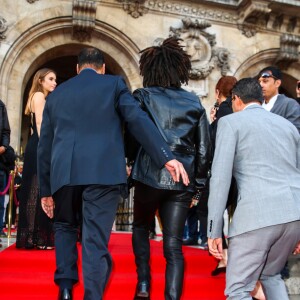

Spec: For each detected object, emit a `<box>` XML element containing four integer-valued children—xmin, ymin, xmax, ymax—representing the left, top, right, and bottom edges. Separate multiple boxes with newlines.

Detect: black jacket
<box><xmin>210</xmin><ymin>97</ymin><xmax>233</xmax><ymax>150</ymax></box>
<box><xmin>129</xmin><ymin>87</ymin><xmax>212</xmax><ymax>193</ymax></box>
<box><xmin>0</xmin><ymin>100</ymin><xmax>10</xmax><ymax>149</ymax></box>
<box><xmin>0</xmin><ymin>99</ymin><xmax>11</xmax><ymax>173</ymax></box>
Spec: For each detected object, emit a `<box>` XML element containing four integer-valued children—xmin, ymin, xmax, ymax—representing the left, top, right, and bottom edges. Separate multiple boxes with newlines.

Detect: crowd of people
<box><xmin>0</xmin><ymin>37</ymin><xmax>299</xmax><ymax>300</ymax></box>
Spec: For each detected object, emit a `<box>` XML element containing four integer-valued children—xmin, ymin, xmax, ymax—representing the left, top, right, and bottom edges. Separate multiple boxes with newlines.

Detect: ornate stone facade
<box><xmin>0</xmin><ymin>0</ymin><xmax>299</xmax><ymax>156</ymax></box>
<box><xmin>0</xmin><ymin>0</ymin><xmax>299</xmax><ymax>289</ymax></box>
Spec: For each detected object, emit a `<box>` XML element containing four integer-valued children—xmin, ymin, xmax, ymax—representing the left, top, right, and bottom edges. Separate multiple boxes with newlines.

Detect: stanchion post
<box><xmin>7</xmin><ymin>170</ymin><xmax>15</xmax><ymax>238</ymax></box>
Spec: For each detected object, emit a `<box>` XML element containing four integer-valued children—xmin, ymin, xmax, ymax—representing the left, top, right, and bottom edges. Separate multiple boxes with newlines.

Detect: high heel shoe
<box><xmin>134</xmin><ymin>281</ymin><xmax>150</xmax><ymax>299</ymax></box>
<box><xmin>211</xmin><ymin>265</ymin><xmax>226</xmax><ymax>276</ymax></box>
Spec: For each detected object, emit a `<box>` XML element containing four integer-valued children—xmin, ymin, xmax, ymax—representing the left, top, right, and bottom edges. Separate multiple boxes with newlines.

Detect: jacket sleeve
<box><xmin>115</xmin><ymin>78</ymin><xmax>174</xmax><ymax>168</ymax></box>
<box><xmin>0</xmin><ymin>101</ymin><xmax>11</xmax><ymax>148</ymax></box>
<box><xmin>284</xmin><ymin>99</ymin><xmax>300</xmax><ymax>133</ymax></box>
<box><xmin>37</xmin><ymin>102</ymin><xmax>53</xmax><ymax>197</ymax></box>
<box><xmin>194</xmin><ymin>108</ymin><xmax>212</xmax><ymax>193</ymax></box>
<box><xmin>207</xmin><ymin>117</ymin><xmax>235</xmax><ymax>238</ymax></box>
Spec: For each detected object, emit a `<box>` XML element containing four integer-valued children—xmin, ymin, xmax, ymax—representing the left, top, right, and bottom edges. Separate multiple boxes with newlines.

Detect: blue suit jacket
<box><xmin>38</xmin><ymin>69</ymin><xmax>173</xmax><ymax>196</ymax></box>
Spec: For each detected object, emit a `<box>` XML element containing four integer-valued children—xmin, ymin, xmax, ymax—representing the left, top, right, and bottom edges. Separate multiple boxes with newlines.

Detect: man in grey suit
<box><xmin>258</xmin><ymin>65</ymin><xmax>300</xmax><ymax>132</ymax></box>
<box><xmin>207</xmin><ymin>78</ymin><xmax>300</xmax><ymax>299</ymax></box>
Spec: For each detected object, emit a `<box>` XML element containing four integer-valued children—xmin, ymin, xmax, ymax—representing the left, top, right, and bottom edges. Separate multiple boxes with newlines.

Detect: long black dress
<box><xmin>16</xmin><ymin>113</ymin><xmax>54</xmax><ymax>249</ymax></box>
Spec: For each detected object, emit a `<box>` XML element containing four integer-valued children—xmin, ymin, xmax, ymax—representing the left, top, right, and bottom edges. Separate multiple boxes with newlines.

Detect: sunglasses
<box><xmin>259</xmin><ymin>72</ymin><xmax>278</xmax><ymax>80</ymax></box>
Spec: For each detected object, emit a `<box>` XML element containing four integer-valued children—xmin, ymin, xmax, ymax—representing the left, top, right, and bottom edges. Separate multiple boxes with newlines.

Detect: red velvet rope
<box><xmin>13</xmin><ymin>185</ymin><xmax>19</xmax><ymax>206</ymax></box>
<box><xmin>0</xmin><ymin>174</ymin><xmax>20</xmax><ymax>206</ymax></box>
<box><xmin>0</xmin><ymin>174</ymin><xmax>12</xmax><ymax>195</ymax></box>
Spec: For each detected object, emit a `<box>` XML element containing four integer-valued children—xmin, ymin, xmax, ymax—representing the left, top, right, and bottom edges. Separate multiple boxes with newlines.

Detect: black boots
<box><xmin>134</xmin><ymin>281</ymin><xmax>150</xmax><ymax>300</ymax></box>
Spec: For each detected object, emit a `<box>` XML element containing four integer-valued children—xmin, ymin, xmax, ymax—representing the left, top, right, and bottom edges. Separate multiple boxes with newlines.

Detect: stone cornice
<box><xmin>72</xmin><ymin>0</ymin><xmax>97</xmax><ymax>42</ymax></box>
<box><xmin>110</xmin><ymin>0</ymin><xmax>300</xmax><ymax>38</ymax></box>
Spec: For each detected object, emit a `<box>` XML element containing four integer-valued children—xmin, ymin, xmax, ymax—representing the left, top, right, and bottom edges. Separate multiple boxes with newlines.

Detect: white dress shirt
<box><xmin>262</xmin><ymin>94</ymin><xmax>278</xmax><ymax>111</ymax></box>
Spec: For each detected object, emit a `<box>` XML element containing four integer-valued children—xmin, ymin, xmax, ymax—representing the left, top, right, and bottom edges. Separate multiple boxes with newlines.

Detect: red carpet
<box><xmin>0</xmin><ymin>232</ymin><xmax>225</xmax><ymax>299</ymax></box>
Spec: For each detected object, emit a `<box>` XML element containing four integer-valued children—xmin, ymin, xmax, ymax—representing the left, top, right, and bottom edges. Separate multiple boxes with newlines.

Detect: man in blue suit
<box><xmin>37</xmin><ymin>47</ymin><xmax>189</xmax><ymax>300</ymax></box>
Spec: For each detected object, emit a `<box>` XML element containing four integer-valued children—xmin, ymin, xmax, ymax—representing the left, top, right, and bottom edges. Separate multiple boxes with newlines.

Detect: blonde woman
<box><xmin>16</xmin><ymin>68</ymin><xmax>57</xmax><ymax>249</ymax></box>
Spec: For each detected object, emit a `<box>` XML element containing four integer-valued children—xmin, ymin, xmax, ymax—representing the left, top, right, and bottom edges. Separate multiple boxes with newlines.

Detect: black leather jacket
<box><xmin>129</xmin><ymin>87</ymin><xmax>212</xmax><ymax>193</ymax></box>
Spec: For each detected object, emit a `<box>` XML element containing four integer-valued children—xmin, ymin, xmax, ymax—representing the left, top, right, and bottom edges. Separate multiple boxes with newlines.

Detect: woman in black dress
<box><xmin>209</xmin><ymin>76</ymin><xmax>237</xmax><ymax>275</ymax></box>
<box><xmin>16</xmin><ymin>68</ymin><xmax>57</xmax><ymax>249</ymax></box>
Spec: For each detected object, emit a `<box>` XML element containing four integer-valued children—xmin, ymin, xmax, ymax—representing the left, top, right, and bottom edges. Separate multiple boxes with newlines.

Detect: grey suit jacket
<box><xmin>271</xmin><ymin>94</ymin><xmax>300</xmax><ymax>133</ymax></box>
<box><xmin>207</xmin><ymin>104</ymin><xmax>300</xmax><ymax>238</ymax></box>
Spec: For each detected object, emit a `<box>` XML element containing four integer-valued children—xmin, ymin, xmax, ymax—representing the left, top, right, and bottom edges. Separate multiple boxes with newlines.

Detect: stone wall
<box><xmin>0</xmin><ymin>0</ymin><xmax>299</xmax><ymax>152</ymax></box>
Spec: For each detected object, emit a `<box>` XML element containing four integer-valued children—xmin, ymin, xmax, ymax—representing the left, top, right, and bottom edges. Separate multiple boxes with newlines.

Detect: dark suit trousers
<box><xmin>52</xmin><ymin>184</ymin><xmax>122</xmax><ymax>300</ymax></box>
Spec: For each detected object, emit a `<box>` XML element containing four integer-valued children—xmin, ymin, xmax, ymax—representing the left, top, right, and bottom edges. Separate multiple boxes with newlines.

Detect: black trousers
<box><xmin>132</xmin><ymin>182</ymin><xmax>192</xmax><ymax>300</ymax></box>
<box><xmin>52</xmin><ymin>184</ymin><xmax>123</xmax><ymax>300</ymax></box>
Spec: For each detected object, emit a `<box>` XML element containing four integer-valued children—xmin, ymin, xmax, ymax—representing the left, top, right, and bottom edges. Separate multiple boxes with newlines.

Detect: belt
<box><xmin>168</xmin><ymin>143</ymin><xmax>195</xmax><ymax>154</ymax></box>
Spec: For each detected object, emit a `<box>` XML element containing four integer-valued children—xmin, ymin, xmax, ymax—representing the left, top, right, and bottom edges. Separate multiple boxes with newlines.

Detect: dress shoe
<box><xmin>211</xmin><ymin>266</ymin><xmax>226</xmax><ymax>276</ymax></box>
<box><xmin>58</xmin><ymin>288</ymin><xmax>73</xmax><ymax>300</ymax></box>
<box><xmin>134</xmin><ymin>281</ymin><xmax>150</xmax><ymax>299</ymax></box>
<box><xmin>182</xmin><ymin>237</ymin><xmax>198</xmax><ymax>246</ymax></box>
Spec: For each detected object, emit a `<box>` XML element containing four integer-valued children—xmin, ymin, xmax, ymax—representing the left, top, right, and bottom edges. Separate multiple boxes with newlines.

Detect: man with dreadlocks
<box><xmin>128</xmin><ymin>37</ymin><xmax>212</xmax><ymax>300</ymax></box>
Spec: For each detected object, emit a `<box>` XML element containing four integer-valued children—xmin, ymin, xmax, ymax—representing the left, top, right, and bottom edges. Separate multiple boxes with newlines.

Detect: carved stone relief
<box><xmin>117</xmin><ymin>0</ymin><xmax>148</xmax><ymax>18</ymax></box>
<box><xmin>72</xmin><ymin>0</ymin><xmax>97</xmax><ymax>42</ymax></box>
<box><xmin>0</xmin><ymin>17</ymin><xmax>8</xmax><ymax>40</ymax></box>
<box><xmin>147</xmin><ymin>1</ymin><xmax>238</xmax><ymax>23</ymax></box>
<box><xmin>237</xmin><ymin>1</ymin><xmax>300</xmax><ymax>38</ymax></box>
<box><xmin>169</xmin><ymin>17</ymin><xmax>229</xmax><ymax>80</ymax></box>
<box><xmin>275</xmin><ymin>34</ymin><xmax>300</xmax><ymax>69</ymax></box>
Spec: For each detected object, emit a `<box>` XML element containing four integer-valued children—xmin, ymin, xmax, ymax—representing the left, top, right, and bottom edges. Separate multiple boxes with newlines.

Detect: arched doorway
<box><xmin>20</xmin><ymin>46</ymin><xmax>121</xmax><ymax>152</ymax></box>
<box><xmin>234</xmin><ymin>49</ymin><xmax>300</xmax><ymax>99</ymax></box>
<box><xmin>0</xmin><ymin>18</ymin><xmax>142</xmax><ymax>232</ymax></box>
<box><xmin>0</xmin><ymin>18</ymin><xmax>142</xmax><ymax>154</ymax></box>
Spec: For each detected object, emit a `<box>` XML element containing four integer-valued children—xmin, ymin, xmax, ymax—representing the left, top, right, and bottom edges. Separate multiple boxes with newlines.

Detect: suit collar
<box><xmin>243</xmin><ymin>103</ymin><xmax>263</xmax><ymax>110</ymax></box>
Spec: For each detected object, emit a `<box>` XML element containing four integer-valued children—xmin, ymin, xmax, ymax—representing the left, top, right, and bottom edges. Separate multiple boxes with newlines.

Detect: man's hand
<box><xmin>165</xmin><ymin>159</ymin><xmax>190</xmax><ymax>186</ymax></box>
<box><xmin>41</xmin><ymin>197</ymin><xmax>55</xmax><ymax>219</ymax></box>
<box><xmin>293</xmin><ymin>241</ymin><xmax>300</xmax><ymax>255</ymax></box>
<box><xmin>296</xmin><ymin>81</ymin><xmax>300</xmax><ymax>98</ymax></box>
<box><xmin>208</xmin><ymin>237</ymin><xmax>223</xmax><ymax>260</ymax></box>
<box><xmin>0</xmin><ymin>146</ymin><xmax>6</xmax><ymax>155</ymax></box>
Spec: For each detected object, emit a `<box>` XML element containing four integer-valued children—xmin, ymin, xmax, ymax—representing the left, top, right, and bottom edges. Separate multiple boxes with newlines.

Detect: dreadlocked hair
<box><xmin>139</xmin><ymin>37</ymin><xmax>191</xmax><ymax>88</ymax></box>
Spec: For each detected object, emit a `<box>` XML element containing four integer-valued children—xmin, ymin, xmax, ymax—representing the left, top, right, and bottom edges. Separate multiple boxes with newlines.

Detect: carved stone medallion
<box><xmin>169</xmin><ymin>17</ymin><xmax>229</xmax><ymax>80</ymax></box>
<box><xmin>0</xmin><ymin>17</ymin><xmax>8</xmax><ymax>40</ymax></box>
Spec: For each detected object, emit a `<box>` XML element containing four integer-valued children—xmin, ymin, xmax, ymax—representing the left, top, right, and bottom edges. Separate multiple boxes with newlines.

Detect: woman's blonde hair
<box><xmin>24</xmin><ymin>68</ymin><xmax>56</xmax><ymax>115</ymax></box>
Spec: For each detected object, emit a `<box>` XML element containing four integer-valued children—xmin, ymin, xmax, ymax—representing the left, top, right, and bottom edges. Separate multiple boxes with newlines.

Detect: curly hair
<box><xmin>139</xmin><ymin>37</ymin><xmax>191</xmax><ymax>88</ymax></box>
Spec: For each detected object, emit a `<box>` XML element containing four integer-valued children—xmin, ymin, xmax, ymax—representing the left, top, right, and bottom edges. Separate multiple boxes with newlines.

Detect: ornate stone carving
<box><xmin>169</xmin><ymin>17</ymin><xmax>229</xmax><ymax>80</ymax></box>
<box><xmin>117</xmin><ymin>0</ymin><xmax>148</xmax><ymax>18</ymax></box>
<box><xmin>0</xmin><ymin>17</ymin><xmax>8</xmax><ymax>40</ymax></box>
<box><xmin>275</xmin><ymin>34</ymin><xmax>300</xmax><ymax>69</ymax></box>
<box><xmin>72</xmin><ymin>0</ymin><xmax>97</xmax><ymax>42</ymax></box>
<box><xmin>237</xmin><ymin>23</ymin><xmax>257</xmax><ymax>38</ymax></box>
<box><xmin>236</xmin><ymin>0</ymin><xmax>300</xmax><ymax>38</ymax></box>
<box><xmin>147</xmin><ymin>1</ymin><xmax>238</xmax><ymax>23</ymax></box>
<box><xmin>215</xmin><ymin>48</ymin><xmax>230</xmax><ymax>76</ymax></box>
<box><xmin>237</xmin><ymin>0</ymin><xmax>271</xmax><ymax>37</ymax></box>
